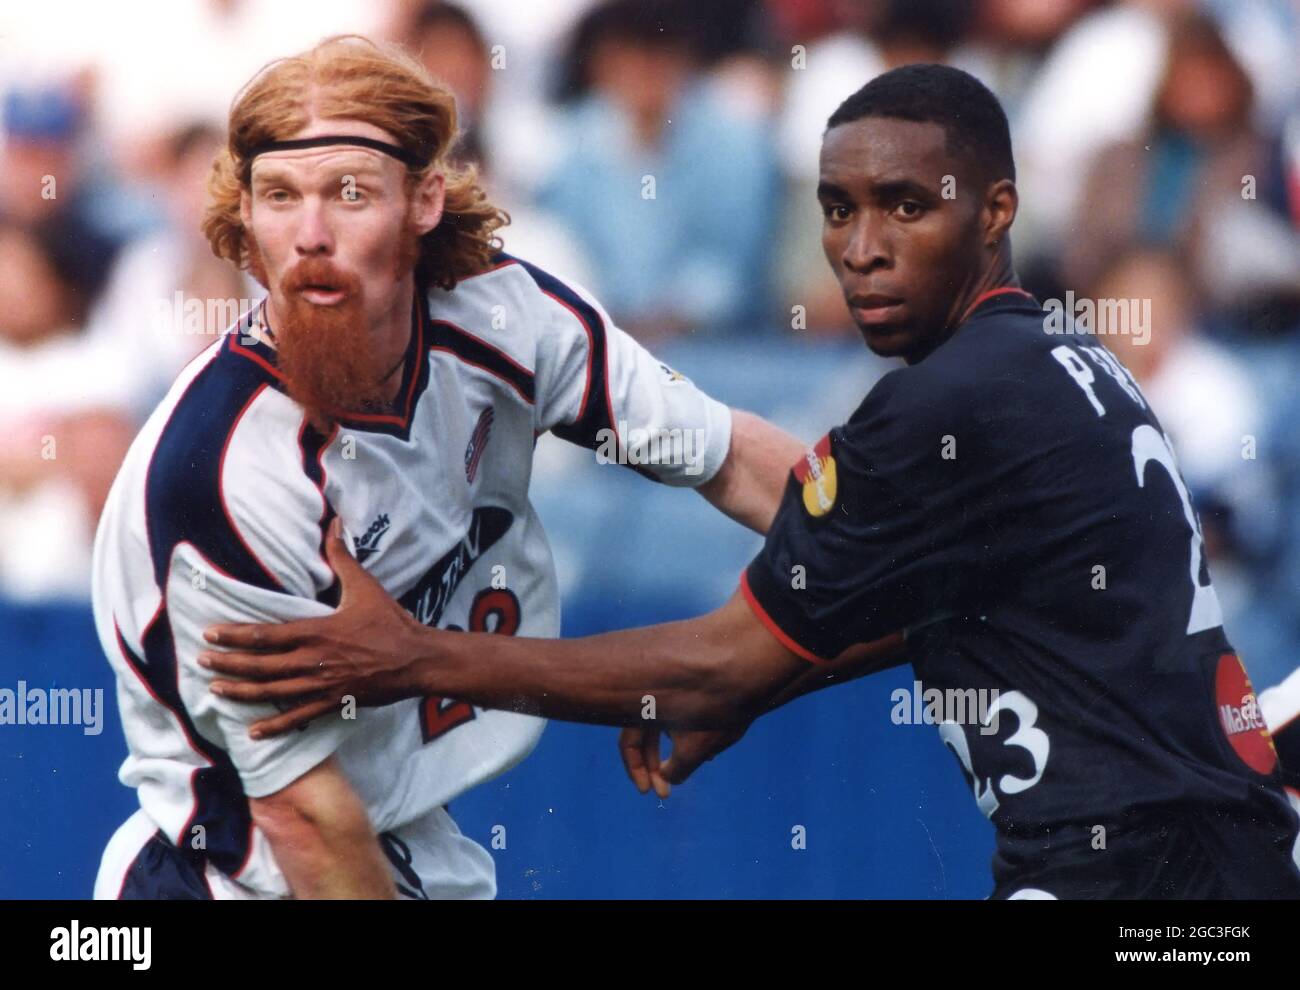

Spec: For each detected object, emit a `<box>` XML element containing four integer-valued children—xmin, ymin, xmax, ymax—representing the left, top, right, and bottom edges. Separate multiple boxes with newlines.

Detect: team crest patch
<box><xmin>794</xmin><ymin>434</ymin><xmax>837</xmax><ymax>518</ymax></box>
<box><xmin>465</xmin><ymin>406</ymin><xmax>494</xmax><ymax>483</ymax></box>
<box><xmin>1215</xmin><ymin>653</ymin><xmax>1276</xmax><ymax>774</ymax></box>
<box><xmin>658</xmin><ymin>362</ymin><xmax>689</xmax><ymax>385</ymax></box>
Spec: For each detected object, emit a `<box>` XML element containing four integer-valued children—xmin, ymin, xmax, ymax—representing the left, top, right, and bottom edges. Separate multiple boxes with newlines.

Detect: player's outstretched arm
<box><xmin>201</xmin><ymin>519</ymin><xmax>906</xmax><ymax>738</ymax></box>
<box><xmin>697</xmin><ymin>409</ymin><xmax>805</xmax><ymax>534</ymax></box>
<box><xmin>618</xmin><ymin>632</ymin><xmax>908</xmax><ymax>795</ymax></box>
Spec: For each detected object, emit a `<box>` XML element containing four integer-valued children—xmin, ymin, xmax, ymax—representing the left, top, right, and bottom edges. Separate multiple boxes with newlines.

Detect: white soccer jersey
<box><xmin>91</xmin><ymin>254</ymin><xmax>732</xmax><ymax>899</ymax></box>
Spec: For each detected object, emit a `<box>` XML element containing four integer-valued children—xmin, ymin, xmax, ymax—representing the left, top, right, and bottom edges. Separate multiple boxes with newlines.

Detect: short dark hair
<box><xmin>554</xmin><ymin>0</ymin><xmax>698</xmax><ymax>102</ymax></box>
<box><xmin>410</xmin><ymin>1</ymin><xmax>487</xmax><ymax>55</ymax></box>
<box><xmin>826</xmin><ymin>64</ymin><xmax>1015</xmax><ymax>182</ymax></box>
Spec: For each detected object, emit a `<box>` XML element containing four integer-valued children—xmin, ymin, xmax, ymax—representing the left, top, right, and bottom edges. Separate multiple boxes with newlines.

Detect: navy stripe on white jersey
<box><xmin>93</xmin><ymin>255</ymin><xmax>732</xmax><ymax>898</ymax></box>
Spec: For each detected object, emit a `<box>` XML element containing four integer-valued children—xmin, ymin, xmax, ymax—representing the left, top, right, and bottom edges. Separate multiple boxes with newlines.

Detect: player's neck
<box><xmin>903</xmin><ymin>257</ymin><xmax>1020</xmax><ymax>366</ymax></box>
<box><xmin>949</xmin><ymin>256</ymin><xmax>1020</xmax><ymax>331</ymax></box>
<box><xmin>373</xmin><ymin>272</ymin><xmax>417</xmax><ymax>404</ymax></box>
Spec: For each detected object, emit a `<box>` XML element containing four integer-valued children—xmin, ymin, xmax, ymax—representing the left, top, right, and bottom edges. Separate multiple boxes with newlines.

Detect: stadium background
<box><xmin>1</xmin><ymin>0</ymin><xmax>1297</xmax><ymax>898</ymax></box>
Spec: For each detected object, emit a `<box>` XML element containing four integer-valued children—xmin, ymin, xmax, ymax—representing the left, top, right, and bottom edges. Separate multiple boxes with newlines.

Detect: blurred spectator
<box><xmin>87</xmin><ymin>122</ymin><xmax>256</xmax><ymax>416</ymax></box>
<box><xmin>1095</xmin><ymin>245</ymin><xmax>1271</xmax><ymax>631</ymax></box>
<box><xmin>964</xmin><ymin>0</ymin><xmax>1100</xmax><ymax>119</ymax></box>
<box><xmin>403</xmin><ymin>1</ymin><xmax>494</xmax><ymax>166</ymax></box>
<box><xmin>0</xmin><ymin>220</ymin><xmax>134</xmax><ymax>602</ymax></box>
<box><xmin>0</xmin><ymin>0</ymin><xmax>386</xmax><ymax>171</ymax></box>
<box><xmin>776</xmin><ymin>0</ymin><xmax>979</xmax><ymax>185</ymax></box>
<box><xmin>0</xmin><ymin>84</ymin><xmax>142</xmax><ymax>306</ymax></box>
<box><xmin>1066</xmin><ymin>10</ymin><xmax>1300</xmax><ymax>317</ymax></box>
<box><xmin>1014</xmin><ymin>0</ymin><xmax>1298</xmax><ymax>274</ymax></box>
<box><xmin>1201</xmin><ymin>0</ymin><xmax>1299</xmax><ymax>131</ymax></box>
<box><xmin>537</xmin><ymin>0</ymin><xmax>781</xmax><ymax>339</ymax></box>
<box><xmin>393</xmin><ymin>0</ymin><xmax>603</xmax><ymax>198</ymax></box>
<box><xmin>398</xmin><ymin>1</ymin><xmax>597</xmax><ymax>288</ymax></box>
<box><xmin>1011</xmin><ymin>0</ymin><xmax>1175</xmax><ymax>267</ymax></box>
<box><xmin>1099</xmin><ymin>246</ymin><xmax>1260</xmax><ymax>510</ymax></box>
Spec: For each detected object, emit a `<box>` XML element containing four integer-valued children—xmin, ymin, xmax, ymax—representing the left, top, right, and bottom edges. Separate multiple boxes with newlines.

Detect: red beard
<box><xmin>244</xmin><ymin>223</ymin><xmax>423</xmax><ymax>431</ymax></box>
<box><xmin>277</xmin><ymin>259</ymin><xmax>387</xmax><ymax>430</ymax></box>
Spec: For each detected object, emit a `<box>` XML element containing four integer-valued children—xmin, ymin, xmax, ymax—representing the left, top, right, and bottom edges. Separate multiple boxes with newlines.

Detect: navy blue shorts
<box><xmin>991</xmin><ymin>810</ymin><xmax>1300</xmax><ymax>899</ymax></box>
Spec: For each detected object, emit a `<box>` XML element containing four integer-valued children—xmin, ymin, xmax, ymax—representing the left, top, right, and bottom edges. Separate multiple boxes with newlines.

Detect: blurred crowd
<box><xmin>1</xmin><ymin>0</ymin><xmax>1298</xmax><ymax>682</ymax></box>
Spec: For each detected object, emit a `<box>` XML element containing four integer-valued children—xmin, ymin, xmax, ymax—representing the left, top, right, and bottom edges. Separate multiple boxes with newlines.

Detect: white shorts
<box><xmin>95</xmin><ymin>805</ymin><xmax>496</xmax><ymax>900</ymax></box>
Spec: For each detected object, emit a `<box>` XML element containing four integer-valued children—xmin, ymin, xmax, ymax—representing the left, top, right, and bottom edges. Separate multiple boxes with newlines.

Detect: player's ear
<box><xmin>409</xmin><ymin>170</ymin><xmax>446</xmax><ymax>237</ymax></box>
<box><xmin>983</xmin><ymin>179</ymin><xmax>1017</xmax><ymax>248</ymax></box>
<box><xmin>239</xmin><ymin>189</ymin><xmax>253</xmax><ymax>230</ymax></box>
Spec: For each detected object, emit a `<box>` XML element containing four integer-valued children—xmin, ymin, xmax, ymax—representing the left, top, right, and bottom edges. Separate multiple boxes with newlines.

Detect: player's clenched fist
<box><xmin>618</xmin><ymin>724</ymin><xmax>749</xmax><ymax>798</ymax></box>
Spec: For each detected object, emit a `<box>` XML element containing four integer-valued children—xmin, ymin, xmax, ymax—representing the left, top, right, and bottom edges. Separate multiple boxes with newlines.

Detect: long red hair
<box><xmin>203</xmin><ymin>34</ymin><xmax>508</xmax><ymax>290</ymax></box>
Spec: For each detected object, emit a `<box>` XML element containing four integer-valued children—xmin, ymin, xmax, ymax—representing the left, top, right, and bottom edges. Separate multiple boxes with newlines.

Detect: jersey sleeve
<box><xmin>150</xmin><ymin>413</ymin><xmax>360</xmax><ymax>801</ymax></box>
<box><xmin>532</xmin><ymin>277</ymin><xmax>732</xmax><ymax>487</ymax></box>
<box><xmin>742</xmin><ymin>368</ymin><xmax>1001</xmax><ymax>662</ymax></box>
<box><xmin>167</xmin><ymin>545</ymin><xmax>355</xmax><ymax>799</ymax></box>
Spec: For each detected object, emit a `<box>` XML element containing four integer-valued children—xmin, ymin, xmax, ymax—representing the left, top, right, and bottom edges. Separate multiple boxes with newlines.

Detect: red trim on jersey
<box><xmin>440</xmin><ymin>321</ymin><xmax>534</xmax><ymax>381</ymax></box>
<box><xmin>426</xmin><ymin>348</ymin><xmax>533</xmax><ymax>404</ymax></box>
<box><xmin>738</xmin><ymin>570</ymin><xmax>828</xmax><ymax>665</ymax></box>
<box><xmin>297</xmin><ymin>419</ymin><xmax>340</xmax><ymax>577</ymax></box>
<box><xmin>113</xmin><ymin>616</ymin><xmax>209</xmax><ymax>850</ymax></box>
<box><xmin>426</xmin><ymin>317</ymin><xmax>537</xmax><ymax>405</ymax></box>
<box><xmin>115</xmin><ymin>851</ymin><xmax>135</xmax><ymax>900</ymax></box>
<box><xmin>538</xmin><ymin>283</ymin><xmax>618</xmax><ymax>449</ymax></box>
<box><xmin>217</xmin><ymin>383</ymin><xmax>283</xmax><ymax>591</ymax></box>
<box><xmin>228</xmin><ymin>334</ymin><xmax>282</xmax><ymax>380</ymax></box>
<box><xmin>173</xmin><ymin>542</ymin><xmax>262</xmax><ymax>881</ymax></box>
<box><xmin>131</xmin><ymin>341</ymin><xmax>277</xmax><ymax>858</ymax></box>
<box><xmin>958</xmin><ymin>286</ymin><xmax>1034</xmax><ymax>325</ymax></box>
<box><xmin>142</xmin><ymin>347</ymin><xmax>222</xmax><ymax>594</ymax></box>
<box><xmin>541</xmin><ymin>290</ymin><xmax>597</xmax><ymax>421</ymax></box>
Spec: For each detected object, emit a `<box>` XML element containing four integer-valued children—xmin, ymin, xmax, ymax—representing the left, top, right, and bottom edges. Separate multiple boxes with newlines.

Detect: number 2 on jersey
<box><xmin>419</xmin><ymin>588</ymin><xmax>522</xmax><ymax>743</ymax></box>
<box><xmin>1131</xmin><ymin>425</ymin><xmax>1223</xmax><ymax>635</ymax></box>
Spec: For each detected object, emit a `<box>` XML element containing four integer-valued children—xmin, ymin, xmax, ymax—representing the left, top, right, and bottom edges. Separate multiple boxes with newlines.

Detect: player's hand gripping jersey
<box><xmin>744</xmin><ymin>289</ymin><xmax>1300</xmax><ymax>898</ymax></box>
<box><xmin>92</xmin><ymin>255</ymin><xmax>731</xmax><ymax>899</ymax></box>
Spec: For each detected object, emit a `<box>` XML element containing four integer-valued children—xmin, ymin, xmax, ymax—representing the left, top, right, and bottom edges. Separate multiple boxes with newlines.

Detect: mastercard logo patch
<box><xmin>794</xmin><ymin>434</ymin><xmax>837</xmax><ymax>518</ymax></box>
<box><xmin>1215</xmin><ymin>652</ymin><xmax>1277</xmax><ymax>775</ymax></box>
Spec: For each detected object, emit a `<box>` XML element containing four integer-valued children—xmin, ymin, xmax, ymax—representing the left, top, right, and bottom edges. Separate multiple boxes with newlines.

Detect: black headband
<box><xmin>246</xmin><ymin>135</ymin><xmax>427</xmax><ymax>170</ymax></box>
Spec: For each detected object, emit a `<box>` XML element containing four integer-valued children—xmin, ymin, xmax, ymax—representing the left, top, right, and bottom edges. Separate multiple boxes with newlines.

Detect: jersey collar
<box><xmin>958</xmin><ymin>286</ymin><xmax>1038</xmax><ymax>325</ymax></box>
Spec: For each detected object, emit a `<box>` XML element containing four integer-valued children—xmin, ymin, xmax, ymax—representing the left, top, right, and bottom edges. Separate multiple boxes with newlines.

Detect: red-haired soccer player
<box><xmin>92</xmin><ymin>36</ymin><xmax>802</xmax><ymax>900</ymax></box>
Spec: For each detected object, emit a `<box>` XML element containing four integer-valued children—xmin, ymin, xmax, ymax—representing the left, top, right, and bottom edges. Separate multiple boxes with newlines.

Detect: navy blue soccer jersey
<box><xmin>743</xmin><ymin>288</ymin><xmax>1300</xmax><ymax>898</ymax></box>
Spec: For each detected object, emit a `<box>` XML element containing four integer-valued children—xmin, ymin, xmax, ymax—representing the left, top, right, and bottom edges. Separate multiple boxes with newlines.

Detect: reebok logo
<box><xmin>353</xmin><ymin>513</ymin><xmax>391</xmax><ymax>563</ymax></box>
